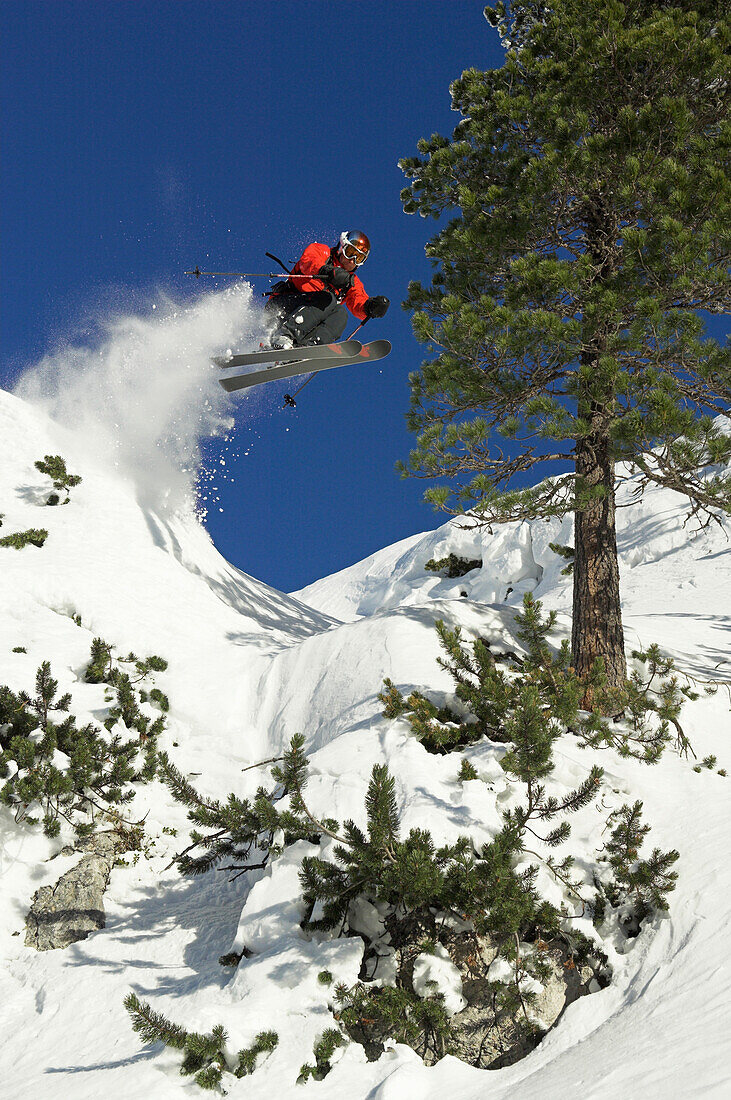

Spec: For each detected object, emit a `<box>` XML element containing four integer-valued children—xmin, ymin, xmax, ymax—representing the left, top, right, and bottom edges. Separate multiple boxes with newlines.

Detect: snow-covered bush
<box><xmin>0</xmin><ymin>513</ymin><xmax>48</xmax><ymax>549</ymax></box>
<box><xmin>0</xmin><ymin>638</ymin><xmax>168</xmax><ymax>838</ymax></box>
<box><xmin>424</xmin><ymin>553</ymin><xmax>483</xmax><ymax>578</ymax></box>
<box><xmin>124</xmin><ymin>992</ymin><xmax>279</xmax><ymax>1091</ymax></box>
<box><xmin>148</xmin><ymin>595</ymin><xmax>689</xmax><ymax>1073</ymax></box>
<box><xmin>382</xmin><ymin>594</ymin><xmax>695</xmax><ymax>763</ymax></box>
<box><xmin>33</xmin><ymin>453</ymin><xmax>82</xmax><ymax>505</ymax></box>
<box><xmin>157</xmin><ymin>732</ymin><xmax>321</xmax><ymax>877</ymax></box>
<box><xmin>593</xmin><ymin>801</ymin><xmax>680</xmax><ymax>936</ymax></box>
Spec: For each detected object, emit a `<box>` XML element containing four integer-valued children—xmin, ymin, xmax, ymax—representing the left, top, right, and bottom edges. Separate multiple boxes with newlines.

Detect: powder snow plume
<box><xmin>14</xmin><ymin>283</ymin><xmax>264</xmax><ymax>511</ymax></box>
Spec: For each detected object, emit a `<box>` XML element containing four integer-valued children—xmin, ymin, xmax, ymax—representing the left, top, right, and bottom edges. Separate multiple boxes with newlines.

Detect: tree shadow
<box><xmin>14</xmin><ymin>482</ymin><xmax>52</xmax><ymax>506</ymax></box>
<box><xmin>629</xmin><ymin>612</ymin><xmax>730</xmax><ymax>679</ymax></box>
<box><xmin>59</xmin><ymin>864</ymin><xmax>253</xmax><ymax>1000</ymax></box>
<box><xmin>45</xmin><ymin>1050</ymin><xmax>158</xmax><ymax>1074</ymax></box>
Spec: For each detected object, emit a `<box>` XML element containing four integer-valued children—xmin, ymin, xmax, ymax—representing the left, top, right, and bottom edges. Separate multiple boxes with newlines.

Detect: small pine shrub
<box><xmin>578</xmin><ymin>645</ymin><xmax>696</xmax><ymax>761</ymax></box>
<box><xmin>0</xmin><ymin>636</ymin><xmax>167</xmax><ymax>838</ymax></box>
<box><xmin>424</xmin><ymin>553</ymin><xmax>482</xmax><ymax>578</ymax></box>
<box><xmin>298</xmin><ymin>1028</ymin><xmax>346</xmax><ymax>1082</ymax></box>
<box><xmin>296</xmin><ymin>759</ymin><xmax>587</xmax><ymax>1063</ymax></box>
<box><xmin>380</xmin><ymin>595</ymin><xmax>589</xmax><ymax>754</ymax></box>
<box><xmin>34</xmin><ymin>454</ymin><xmax>82</xmax><ymax>504</ymax></box>
<box><xmin>235</xmin><ymin>1030</ymin><xmax>279</xmax><ymax>1077</ymax></box>
<box><xmin>0</xmin><ymin>528</ymin><xmax>48</xmax><ymax>549</ymax></box>
<box><xmin>0</xmin><ymin>661</ymin><xmax>140</xmax><ymax>836</ymax></box>
<box><xmin>158</xmin><ymin>733</ymin><xmax>320</xmax><ymax>877</ymax></box>
<box><xmin>593</xmin><ymin>801</ymin><xmax>680</xmax><ymax>934</ymax></box>
<box><xmin>84</xmin><ymin>637</ymin><xmax>169</xmax><ymax>778</ymax></box>
<box><xmin>382</xmin><ymin>595</ymin><xmax>693</xmax><ymax>763</ymax></box>
<box><xmin>124</xmin><ymin>993</ymin><xmax>226</xmax><ymax>1090</ymax></box>
<box><xmin>334</xmin><ymin>983</ymin><xmax>452</xmax><ymax>1066</ymax></box>
<box><xmin>458</xmin><ymin>759</ymin><xmax>479</xmax><ymax>782</ymax></box>
<box><xmin>124</xmin><ymin>992</ymin><xmax>277</xmax><ymax>1088</ymax></box>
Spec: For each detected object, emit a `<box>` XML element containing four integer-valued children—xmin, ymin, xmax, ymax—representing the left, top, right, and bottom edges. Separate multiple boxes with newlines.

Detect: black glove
<box><xmin>316</xmin><ymin>259</ymin><xmax>351</xmax><ymax>290</ymax></box>
<box><xmin>364</xmin><ymin>295</ymin><xmax>390</xmax><ymax>319</ymax></box>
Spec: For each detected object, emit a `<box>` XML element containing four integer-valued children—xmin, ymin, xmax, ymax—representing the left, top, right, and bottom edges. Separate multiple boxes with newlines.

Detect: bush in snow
<box><xmin>0</xmin><ymin>661</ymin><xmax>140</xmax><ymax>838</ymax></box>
<box><xmin>593</xmin><ymin>801</ymin><xmax>680</xmax><ymax>937</ymax></box>
<box><xmin>296</xmin><ymin>756</ymin><xmax>603</xmax><ymax>1068</ymax></box>
<box><xmin>34</xmin><ymin>453</ymin><xmax>82</xmax><ymax>505</ymax></box>
<box><xmin>157</xmin><ymin>733</ymin><xmax>321</xmax><ymax>877</ymax></box>
<box><xmin>235</xmin><ymin>1030</ymin><xmax>279</xmax><ymax>1077</ymax></box>
<box><xmin>0</xmin><ymin>516</ymin><xmax>48</xmax><ymax>549</ymax></box>
<box><xmin>124</xmin><ymin>992</ymin><xmax>278</xmax><ymax>1091</ymax></box>
<box><xmin>577</xmin><ymin>644</ymin><xmax>696</xmax><ymax>761</ymax></box>
<box><xmin>0</xmin><ymin>637</ymin><xmax>168</xmax><ymax>838</ymax></box>
<box><xmin>382</xmin><ymin>594</ymin><xmax>694</xmax><ymax>763</ymax></box>
<box><xmin>333</xmin><ymin>972</ymin><xmax>454</xmax><ymax>1065</ymax></box>
<box><xmin>158</xmin><ymin>595</ymin><xmax>687</xmax><ymax>1071</ymax></box>
<box><xmin>160</xmin><ymin>711</ymin><xmax>606</xmax><ymax>1068</ymax></box>
<box><xmin>380</xmin><ymin>593</ymin><xmax>597</xmax><ymax>753</ymax></box>
<box><xmin>297</xmin><ymin>1028</ymin><xmax>346</xmax><ymax>1083</ymax></box>
<box><xmin>85</xmin><ymin>637</ymin><xmax>169</xmax><ymax>779</ymax></box>
<box><xmin>424</xmin><ymin>553</ymin><xmax>483</xmax><ymax>578</ymax></box>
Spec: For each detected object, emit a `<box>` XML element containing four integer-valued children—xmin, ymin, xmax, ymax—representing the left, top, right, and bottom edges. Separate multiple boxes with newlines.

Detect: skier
<box><xmin>265</xmin><ymin>230</ymin><xmax>390</xmax><ymax>349</ymax></box>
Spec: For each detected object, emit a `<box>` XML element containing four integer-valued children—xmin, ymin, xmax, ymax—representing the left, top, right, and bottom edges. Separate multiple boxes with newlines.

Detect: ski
<box><xmin>219</xmin><ymin>340</ymin><xmax>392</xmax><ymax>394</ymax></box>
<box><xmin>212</xmin><ymin>339</ymin><xmax>362</xmax><ymax>371</ymax></box>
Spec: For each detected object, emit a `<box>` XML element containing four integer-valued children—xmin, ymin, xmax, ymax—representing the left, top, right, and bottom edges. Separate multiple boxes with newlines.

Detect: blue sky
<box><xmin>2</xmin><ymin>0</ymin><xmax>504</xmax><ymax>592</ymax></box>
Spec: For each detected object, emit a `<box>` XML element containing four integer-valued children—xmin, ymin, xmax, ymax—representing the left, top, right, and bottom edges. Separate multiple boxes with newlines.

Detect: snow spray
<box><xmin>14</xmin><ymin>284</ymin><xmax>265</xmax><ymax>511</ymax></box>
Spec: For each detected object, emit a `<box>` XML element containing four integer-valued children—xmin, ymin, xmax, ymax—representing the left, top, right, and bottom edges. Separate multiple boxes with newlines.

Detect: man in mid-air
<box><xmin>265</xmin><ymin>230</ymin><xmax>390</xmax><ymax>349</ymax></box>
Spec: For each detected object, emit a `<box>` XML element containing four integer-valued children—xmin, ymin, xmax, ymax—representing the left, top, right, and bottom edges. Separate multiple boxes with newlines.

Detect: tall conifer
<box><xmin>399</xmin><ymin>1</ymin><xmax>730</xmax><ymax>698</ymax></box>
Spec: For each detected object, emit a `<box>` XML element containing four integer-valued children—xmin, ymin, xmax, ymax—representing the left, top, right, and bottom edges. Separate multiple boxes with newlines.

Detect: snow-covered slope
<box><xmin>294</xmin><ymin>477</ymin><xmax>727</xmax><ymax>655</ymax></box>
<box><xmin>1</xmin><ymin>354</ymin><xmax>730</xmax><ymax>1099</ymax></box>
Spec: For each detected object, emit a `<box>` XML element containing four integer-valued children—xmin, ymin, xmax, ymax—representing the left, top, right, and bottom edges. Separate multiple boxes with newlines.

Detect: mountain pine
<box><xmin>594</xmin><ymin>799</ymin><xmax>680</xmax><ymax>932</ymax></box>
<box><xmin>34</xmin><ymin>454</ymin><xmax>82</xmax><ymax>505</ymax></box>
<box><xmin>399</xmin><ymin>0</ymin><xmax>731</xmax><ymax>700</ymax></box>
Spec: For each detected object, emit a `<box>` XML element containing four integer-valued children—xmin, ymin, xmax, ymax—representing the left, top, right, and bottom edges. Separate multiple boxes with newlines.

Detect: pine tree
<box><xmin>381</xmin><ymin>595</ymin><xmax>687</xmax><ymax>761</ymax></box>
<box><xmin>594</xmin><ymin>800</ymin><xmax>680</xmax><ymax>931</ymax></box>
<box><xmin>34</xmin><ymin>454</ymin><xmax>82</xmax><ymax>504</ymax></box>
<box><xmin>0</xmin><ymin>645</ymin><xmax>161</xmax><ymax>837</ymax></box>
<box><xmin>124</xmin><ymin>992</ymin><xmax>278</xmax><ymax>1088</ymax></box>
<box><xmin>399</xmin><ymin>1</ymin><xmax>731</xmax><ymax>702</ymax></box>
<box><xmin>0</xmin><ymin>528</ymin><xmax>48</xmax><ymax>549</ymax></box>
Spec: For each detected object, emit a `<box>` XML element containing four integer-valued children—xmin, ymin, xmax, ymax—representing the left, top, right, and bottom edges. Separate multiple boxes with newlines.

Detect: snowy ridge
<box><xmin>1</xmin><ymin>365</ymin><xmax>730</xmax><ymax>1098</ymax></box>
<box><xmin>294</xmin><ymin>471</ymin><xmax>727</xmax><ymax>637</ymax></box>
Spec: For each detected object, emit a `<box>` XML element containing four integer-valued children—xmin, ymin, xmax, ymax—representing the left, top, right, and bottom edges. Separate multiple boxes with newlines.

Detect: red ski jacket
<box><xmin>290</xmin><ymin>243</ymin><xmax>370</xmax><ymax>321</ymax></box>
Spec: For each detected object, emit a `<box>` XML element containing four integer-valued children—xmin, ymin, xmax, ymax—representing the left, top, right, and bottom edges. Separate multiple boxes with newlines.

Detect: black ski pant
<box><xmin>265</xmin><ymin>289</ymin><xmax>348</xmax><ymax>347</ymax></box>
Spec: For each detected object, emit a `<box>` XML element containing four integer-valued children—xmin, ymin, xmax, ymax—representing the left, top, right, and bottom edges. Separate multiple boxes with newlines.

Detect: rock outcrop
<box><xmin>25</xmin><ymin>831</ymin><xmax>129</xmax><ymax>951</ymax></box>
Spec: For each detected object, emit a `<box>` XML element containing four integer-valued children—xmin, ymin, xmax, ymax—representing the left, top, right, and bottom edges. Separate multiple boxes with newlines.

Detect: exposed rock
<box><xmin>344</xmin><ymin>929</ymin><xmax>603</xmax><ymax>1070</ymax></box>
<box><xmin>25</xmin><ymin>830</ymin><xmax>129</xmax><ymax>951</ymax></box>
<box><xmin>448</xmin><ymin>936</ymin><xmax>597</xmax><ymax>1069</ymax></box>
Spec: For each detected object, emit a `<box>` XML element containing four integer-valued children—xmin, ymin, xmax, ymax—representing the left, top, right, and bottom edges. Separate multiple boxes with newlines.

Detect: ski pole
<box><xmin>282</xmin><ymin>320</ymin><xmax>369</xmax><ymax>409</ymax></box>
<box><xmin>186</xmin><ymin>266</ymin><xmax>323</xmax><ymax>280</ymax></box>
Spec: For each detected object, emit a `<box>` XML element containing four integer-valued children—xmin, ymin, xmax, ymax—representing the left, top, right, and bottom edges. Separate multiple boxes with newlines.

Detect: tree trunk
<box><xmin>572</xmin><ymin>195</ymin><xmax>627</xmax><ymax>710</ymax></box>
<box><xmin>572</xmin><ymin>407</ymin><xmax>627</xmax><ymax>708</ymax></box>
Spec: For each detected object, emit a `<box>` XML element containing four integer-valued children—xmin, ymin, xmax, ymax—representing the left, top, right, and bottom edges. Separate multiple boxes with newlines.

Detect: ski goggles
<box><xmin>340</xmin><ymin>236</ymin><xmax>369</xmax><ymax>264</ymax></box>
